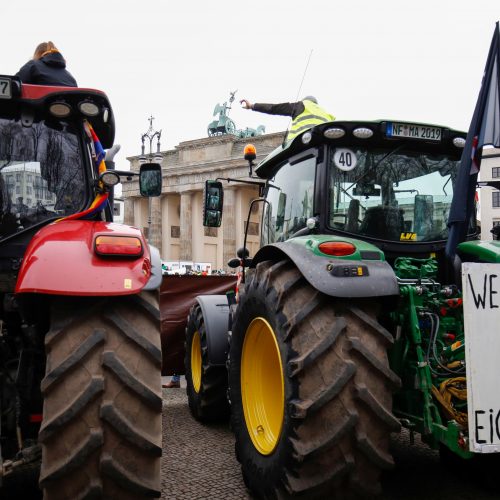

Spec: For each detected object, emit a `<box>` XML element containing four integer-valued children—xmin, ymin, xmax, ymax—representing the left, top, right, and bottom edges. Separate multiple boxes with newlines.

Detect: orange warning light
<box><xmin>244</xmin><ymin>144</ymin><xmax>257</xmax><ymax>161</ymax></box>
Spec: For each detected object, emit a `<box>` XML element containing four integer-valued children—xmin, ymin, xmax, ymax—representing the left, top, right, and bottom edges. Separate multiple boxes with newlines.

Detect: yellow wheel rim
<box><xmin>241</xmin><ymin>317</ymin><xmax>284</xmax><ymax>455</ymax></box>
<box><xmin>191</xmin><ymin>330</ymin><xmax>202</xmax><ymax>393</ymax></box>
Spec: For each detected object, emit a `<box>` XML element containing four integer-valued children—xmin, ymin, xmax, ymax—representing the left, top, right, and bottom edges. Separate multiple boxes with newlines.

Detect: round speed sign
<box><xmin>333</xmin><ymin>148</ymin><xmax>357</xmax><ymax>171</ymax></box>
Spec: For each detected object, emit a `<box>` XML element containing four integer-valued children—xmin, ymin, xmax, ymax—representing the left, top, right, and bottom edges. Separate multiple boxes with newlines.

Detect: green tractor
<box><xmin>185</xmin><ymin>118</ymin><xmax>500</xmax><ymax>498</ymax></box>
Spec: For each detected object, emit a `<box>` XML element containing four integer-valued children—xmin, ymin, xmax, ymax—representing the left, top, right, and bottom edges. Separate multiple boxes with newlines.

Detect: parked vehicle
<box><xmin>0</xmin><ymin>75</ymin><xmax>163</xmax><ymax>499</ymax></box>
<box><xmin>185</xmin><ymin>116</ymin><xmax>500</xmax><ymax>498</ymax></box>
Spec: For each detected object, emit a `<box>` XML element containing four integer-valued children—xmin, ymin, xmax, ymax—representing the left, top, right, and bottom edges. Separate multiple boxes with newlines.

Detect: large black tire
<box><xmin>38</xmin><ymin>293</ymin><xmax>162</xmax><ymax>500</ymax></box>
<box><xmin>229</xmin><ymin>260</ymin><xmax>401</xmax><ymax>499</ymax></box>
<box><xmin>184</xmin><ymin>303</ymin><xmax>229</xmax><ymax>422</ymax></box>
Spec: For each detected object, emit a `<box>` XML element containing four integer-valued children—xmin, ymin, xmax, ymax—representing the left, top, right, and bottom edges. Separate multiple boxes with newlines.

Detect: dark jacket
<box><xmin>16</xmin><ymin>51</ymin><xmax>77</xmax><ymax>87</ymax></box>
<box><xmin>252</xmin><ymin>101</ymin><xmax>305</xmax><ymax>119</ymax></box>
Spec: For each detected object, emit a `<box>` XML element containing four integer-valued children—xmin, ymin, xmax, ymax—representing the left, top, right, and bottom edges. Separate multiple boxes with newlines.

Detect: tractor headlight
<box><xmin>324</xmin><ymin>127</ymin><xmax>345</xmax><ymax>139</ymax></box>
<box><xmin>302</xmin><ymin>131</ymin><xmax>312</xmax><ymax>144</ymax></box>
<box><xmin>100</xmin><ymin>171</ymin><xmax>120</xmax><ymax>187</ymax></box>
<box><xmin>78</xmin><ymin>100</ymin><xmax>100</xmax><ymax>117</ymax></box>
<box><xmin>453</xmin><ymin>137</ymin><xmax>466</xmax><ymax>148</ymax></box>
<box><xmin>49</xmin><ymin>102</ymin><xmax>71</xmax><ymax>118</ymax></box>
<box><xmin>353</xmin><ymin>127</ymin><xmax>373</xmax><ymax>139</ymax></box>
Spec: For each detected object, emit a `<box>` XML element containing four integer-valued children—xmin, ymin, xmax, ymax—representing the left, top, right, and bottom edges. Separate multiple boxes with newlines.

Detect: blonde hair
<box><xmin>33</xmin><ymin>41</ymin><xmax>59</xmax><ymax>60</ymax></box>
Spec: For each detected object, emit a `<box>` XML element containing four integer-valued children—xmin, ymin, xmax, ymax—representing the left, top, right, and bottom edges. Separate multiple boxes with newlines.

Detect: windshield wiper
<box><xmin>345</xmin><ymin>143</ymin><xmax>408</xmax><ymax>192</ymax></box>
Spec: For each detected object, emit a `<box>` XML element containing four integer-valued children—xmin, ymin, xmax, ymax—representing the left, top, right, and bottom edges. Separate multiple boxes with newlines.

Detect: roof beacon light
<box><xmin>302</xmin><ymin>131</ymin><xmax>313</xmax><ymax>144</ymax></box>
<box><xmin>353</xmin><ymin>127</ymin><xmax>373</xmax><ymax>139</ymax></box>
<box><xmin>453</xmin><ymin>137</ymin><xmax>466</xmax><ymax>148</ymax></box>
<box><xmin>318</xmin><ymin>241</ymin><xmax>356</xmax><ymax>257</ymax></box>
<box><xmin>244</xmin><ymin>144</ymin><xmax>256</xmax><ymax>162</ymax></box>
<box><xmin>49</xmin><ymin>102</ymin><xmax>71</xmax><ymax>118</ymax></box>
<box><xmin>95</xmin><ymin>235</ymin><xmax>143</xmax><ymax>257</ymax></box>
<box><xmin>244</xmin><ymin>144</ymin><xmax>257</xmax><ymax>176</ymax></box>
<box><xmin>324</xmin><ymin>127</ymin><xmax>345</xmax><ymax>139</ymax></box>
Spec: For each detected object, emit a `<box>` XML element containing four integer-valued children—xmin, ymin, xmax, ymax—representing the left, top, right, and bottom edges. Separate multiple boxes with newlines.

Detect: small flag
<box><xmin>447</xmin><ymin>22</ymin><xmax>500</xmax><ymax>256</ymax></box>
<box><xmin>57</xmin><ymin>120</ymin><xmax>109</xmax><ymax>222</ymax></box>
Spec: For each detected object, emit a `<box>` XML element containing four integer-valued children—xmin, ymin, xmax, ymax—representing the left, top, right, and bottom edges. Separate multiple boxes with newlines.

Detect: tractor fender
<box><xmin>143</xmin><ymin>244</ymin><xmax>162</xmax><ymax>291</ymax></box>
<box><xmin>195</xmin><ymin>295</ymin><xmax>230</xmax><ymax>366</ymax></box>
<box><xmin>251</xmin><ymin>242</ymin><xmax>399</xmax><ymax>298</ymax></box>
<box><xmin>15</xmin><ymin>220</ymin><xmax>151</xmax><ymax>296</ymax></box>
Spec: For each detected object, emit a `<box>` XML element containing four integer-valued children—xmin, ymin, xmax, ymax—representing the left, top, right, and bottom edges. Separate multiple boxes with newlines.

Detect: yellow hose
<box><xmin>431</xmin><ymin>377</ymin><xmax>468</xmax><ymax>427</ymax></box>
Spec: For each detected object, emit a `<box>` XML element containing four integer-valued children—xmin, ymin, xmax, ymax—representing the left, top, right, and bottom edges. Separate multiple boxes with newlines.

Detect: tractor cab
<box><xmin>0</xmin><ymin>75</ymin><xmax>161</xmax><ymax>276</ymax></box>
<box><xmin>250</xmin><ymin>120</ymin><xmax>476</xmax><ymax>276</ymax></box>
<box><xmin>203</xmin><ymin>119</ymin><xmax>479</xmax><ymax>293</ymax></box>
<box><xmin>0</xmin><ymin>76</ymin><xmax>162</xmax><ymax>240</ymax></box>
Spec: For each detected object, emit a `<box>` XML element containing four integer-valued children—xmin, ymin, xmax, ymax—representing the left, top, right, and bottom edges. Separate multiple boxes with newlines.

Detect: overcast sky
<box><xmin>2</xmin><ymin>1</ymin><xmax>500</xmax><ymax>167</ymax></box>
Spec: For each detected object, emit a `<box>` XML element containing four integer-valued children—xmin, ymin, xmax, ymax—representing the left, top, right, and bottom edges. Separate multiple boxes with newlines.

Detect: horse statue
<box><xmin>236</xmin><ymin>125</ymin><xmax>266</xmax><ymax>138</ymax></box>
<box><xmin>207</xmin><ymin>91</ymin><xmax>265</xmax><ymax>138</ymax></box>
<box><xmin>207</xmin><ymin>91</ymin><xmax>237</xmax><ymax>136</ymax></box>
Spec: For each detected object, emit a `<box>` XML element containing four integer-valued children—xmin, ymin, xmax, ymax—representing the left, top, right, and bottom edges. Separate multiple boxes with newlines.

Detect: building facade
<box><xmin>479</xmin><ymin>148</ymin><xmax>500</xmax><ymax>240</ymax></box>
<box><xmin>123</xmin><ymin>132</ymin><xmax>285</xmax><ymax>271</ymax></box>
<box><xmin>3</xmin><ymin>162</ymin><xmax>56</xmax><ymax>211</ymax></box>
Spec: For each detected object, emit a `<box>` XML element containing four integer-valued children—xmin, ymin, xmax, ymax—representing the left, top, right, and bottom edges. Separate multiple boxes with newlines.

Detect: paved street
<box><xmin>161</xmin><ymin>378</ymin><xmax>499</xmax><ymax>500</ymax></box>
<box><xmin>161</xmin><ymin>377</ymin><xmax>250</xmax><ymax>500</ymax></box>
<box><xmin>3</xmin><ymin>379</ymin><xmax>498</xmax><ymax>499</ymax></box>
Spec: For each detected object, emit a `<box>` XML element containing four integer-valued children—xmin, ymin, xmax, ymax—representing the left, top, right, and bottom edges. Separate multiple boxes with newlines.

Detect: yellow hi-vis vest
<box><xmin>287</xmin><ymin>100</ymin><xmax>335</xmax><ymax>141</ymax></box>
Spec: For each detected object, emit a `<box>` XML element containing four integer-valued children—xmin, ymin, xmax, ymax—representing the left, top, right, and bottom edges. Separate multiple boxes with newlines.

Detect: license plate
<box><xmin>0</xmin><ymin>78</ymin><xmax>12</xmax><ymax>99</ymax></box>
<box><xmin>387</xmin><ymin>122</ymin><xmax>441</xmax><ymax>141</ymax></box>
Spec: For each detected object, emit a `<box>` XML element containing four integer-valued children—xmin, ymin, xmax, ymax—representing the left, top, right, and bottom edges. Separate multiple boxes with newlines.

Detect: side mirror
<box><xmin>203</xmin><ymin>180</ymin><xmax>224</xmax><ymax>227</ymax></box>
<box><xmin>139</xmin><ymin>163</ymin><xmax>162</xmax><ymax>197</ymax></box>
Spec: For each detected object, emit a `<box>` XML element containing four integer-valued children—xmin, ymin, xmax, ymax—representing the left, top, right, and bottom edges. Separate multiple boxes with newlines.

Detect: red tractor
<box><xmin>0</xmin><ymin>76</ymin><xmax>162</xmax><ymax>499</ymax></box>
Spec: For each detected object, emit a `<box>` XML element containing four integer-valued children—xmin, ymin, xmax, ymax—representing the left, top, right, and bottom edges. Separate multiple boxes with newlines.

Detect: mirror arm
<box><xmin>215</xmin><ymin>177</ymin><xmax>265</xmax><ymax>187</ymax></box>
<box><xmin>477</xmin><ymin>181</ymin><xmax>500</xmax><ymax>190</ymax></box>
<box><xmin>216</xmin><ymin>177</ymin><xmax>266</xmax><ymax>197</ymax></box>
<box><xmin>114</xmin><ymin>170</ymin><xmax>139</xmax><ymax>177</ymax></box>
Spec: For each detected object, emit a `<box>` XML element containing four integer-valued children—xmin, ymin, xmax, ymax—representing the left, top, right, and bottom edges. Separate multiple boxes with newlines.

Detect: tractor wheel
<box><xmin>229</xmin><ymin>260</ymin><xmax>401</xmax><ymax>499</ymax></box>
<box><xmin>184</xmin><ymin>303</ymin><xmax>230</xmax><ymax>422</ymax></box>
<box><xmin>38</xmin><ymin>292</ymin><xmax>162</xmax><ymax>500</ymax></box>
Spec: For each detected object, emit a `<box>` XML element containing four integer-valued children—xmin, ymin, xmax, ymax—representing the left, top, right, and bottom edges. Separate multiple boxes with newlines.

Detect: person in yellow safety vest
<box><xmin>240</xmin><ymin>96</ymin><xmax>335</xmax><ymax>141</ymax></box>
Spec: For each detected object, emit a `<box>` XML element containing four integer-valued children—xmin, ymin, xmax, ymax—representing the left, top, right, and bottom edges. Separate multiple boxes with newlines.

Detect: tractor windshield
<box><xmin>328</xmin><ymin>146</ymin><xmax>460</xmax><ymax>242</ymax></box>
<box><xmin>0</xmin><ymin>118</ymin><xmax>86</xmax><ymax>240</ymax></box>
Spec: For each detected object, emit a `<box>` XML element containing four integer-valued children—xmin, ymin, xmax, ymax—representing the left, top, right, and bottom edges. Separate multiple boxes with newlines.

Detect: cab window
<box><xmin>262</xmin><ymin>156</ymin><xmax>316</xmax><ymax>245</ymax></box>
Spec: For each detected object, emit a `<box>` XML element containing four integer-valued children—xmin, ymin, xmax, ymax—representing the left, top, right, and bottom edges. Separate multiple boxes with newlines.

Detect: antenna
<box><xmin>294</xmin><ymin>49</ymin><xmax>313</xmax><ymax>103</ymax></box>
<box><xmin>283</xmin><ymin>49</ymin><xmax>313</xmax><ymax>146</ymax></box>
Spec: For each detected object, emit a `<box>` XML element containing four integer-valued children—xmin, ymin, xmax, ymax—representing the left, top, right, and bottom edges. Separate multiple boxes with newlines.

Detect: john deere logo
<box><xmin>400</xmin><ymin>232</ymin><xmax>417</xmax><ymax>241</ymax></box>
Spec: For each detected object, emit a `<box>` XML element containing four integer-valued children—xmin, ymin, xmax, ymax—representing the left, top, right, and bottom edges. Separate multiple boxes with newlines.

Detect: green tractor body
<box><xmin>186</xmin><ymin>118</ymin><xmax>500</xmax><ymax>498</ymax></box>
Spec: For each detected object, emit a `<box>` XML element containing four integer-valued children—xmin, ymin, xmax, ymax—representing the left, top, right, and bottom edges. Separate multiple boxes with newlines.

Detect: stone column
<box><xmin>223</xmin><ymin>187</ymin><xmax>236</xmax><ymax>269</ymax></box>
<box><xmin>124</xmin><ymin>197</ymin><xmax>135</xmax><ymax>226</ymax></box>
<box><xmin>149</xmin><ymin>196</ymin><xmax>162</xmax><ymax>253</ymax></box>
<box><xmin>180</xmin><ymin>191</ymin><xmax>192</xmax><ymax>260</ymax></box>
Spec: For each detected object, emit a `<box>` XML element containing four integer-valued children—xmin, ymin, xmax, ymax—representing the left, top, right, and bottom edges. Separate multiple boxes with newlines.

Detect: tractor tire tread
<box><xmin>40</xmin><ymin>295</ymin><xmax>161</xmax><ymax>500</ymax></box>
<box><xmin>230</xmin><ymin>259</ymin><xmax>400</xmax><ymax>499</ymax></box>
<box><xmin>185</xmin><ymin>303</ymin><xmax>229</xmax><ymax>422</ymax></box>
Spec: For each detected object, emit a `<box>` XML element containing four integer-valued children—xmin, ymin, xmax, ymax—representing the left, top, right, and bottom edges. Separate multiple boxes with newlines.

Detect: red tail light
<box><xmin>318</xmin><ymin>241</ymin><xmax>356</xmax><ymax>256</ymax></box>
<box><xmin>95</xmin><ymin>235</ymin><xmax>143</xmax><ymax>257</ymax></box>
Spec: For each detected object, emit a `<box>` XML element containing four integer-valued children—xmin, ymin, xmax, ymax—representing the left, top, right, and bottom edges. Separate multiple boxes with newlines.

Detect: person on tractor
<box><xmin>240</xmin><ymin>95</ymin><xmax>334</xmax><ymax>141</ymax></box>
<box><xmin>16</xmin><ymin>41</ymin><xmax>77</xmax><ymax>87</ymax></box>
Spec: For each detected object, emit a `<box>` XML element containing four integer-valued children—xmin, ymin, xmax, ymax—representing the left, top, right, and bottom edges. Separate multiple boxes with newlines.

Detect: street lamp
<box><xmin>140</xmin><ymin>115</ymin><xmax>163</xmax><ymax>240</ymax></box>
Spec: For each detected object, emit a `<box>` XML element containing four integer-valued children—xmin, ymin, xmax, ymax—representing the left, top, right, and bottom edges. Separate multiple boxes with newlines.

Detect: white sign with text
<box><xmin>462</xmin><ymin>262</ymin><xmax>500</xmax><ymax>453</ymax></box>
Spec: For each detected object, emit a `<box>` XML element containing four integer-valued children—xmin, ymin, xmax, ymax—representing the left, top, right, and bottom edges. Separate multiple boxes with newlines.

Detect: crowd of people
<box><xmin>165</xmin><ymin>269</ymin><xmax>234</xmax><ymax>276</ymax></box>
